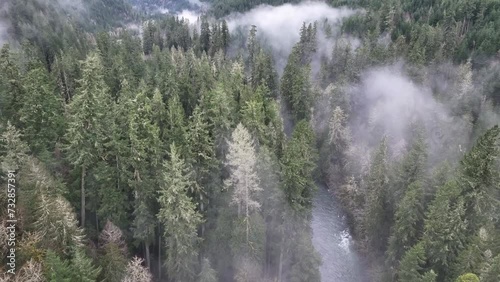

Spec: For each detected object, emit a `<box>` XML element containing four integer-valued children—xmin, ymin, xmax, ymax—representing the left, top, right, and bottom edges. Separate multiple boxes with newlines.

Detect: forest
<box><xmin>0</xmin><ymin>0</ymin><xmax>499</xmax><ymax>281</ymax></box>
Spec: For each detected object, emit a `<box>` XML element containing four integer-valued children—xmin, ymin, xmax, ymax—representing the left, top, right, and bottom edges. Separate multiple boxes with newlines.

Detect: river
<box><xmin>311</xmin><ymin>184</ymin><xmax>370</xmax><ymax>282</ymax></box>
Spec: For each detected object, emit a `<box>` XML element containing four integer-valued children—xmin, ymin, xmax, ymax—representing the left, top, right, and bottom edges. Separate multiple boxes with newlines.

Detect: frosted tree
<box><xmin>457</xmin><ymin>59</ymin><xmax>473</xmax><ymax>99</ymax></box>
<box><xmin>224</xmin><ymin>123</ymin><xmax>262</xmax><ymax>243</ymax></box>
<box><xmin>122</xmin><ymin>257</ymin><xmax>153</xmax><ymax>282</ymax></box>
<box><xmin>328</xmin><ymin>106</ymin><xmax>350</xmax><ymax>146</ymax></box>
<box><xmin>14</xmin><ymin>259</ymin><xmax>44</xmax><ymax>282</ymax></box>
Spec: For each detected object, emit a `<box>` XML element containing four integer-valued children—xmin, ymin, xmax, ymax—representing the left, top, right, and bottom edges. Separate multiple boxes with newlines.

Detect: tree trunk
<box><xmin>200</xmin><ymin>194</ymin><xmax>205</xmax><ymax>237</ymax></box>
<box><xmin>81</xmin><ymin>165</ymin><xmax>86</xmax><ymax>226</ymax></box>
<box><xmin>158</xmin><ymin>225</ymin><xmax>162</xmax><ymax>280</ymax></box>
<box><xmin>246</xmin><ymin>189</ymin><xmax>249</xmax><ymax>244</ymax></box>
<box><xmin>278</xmin><ymin>244</ymin><xmax>283</xmax><ymax>282</ymax></box>
<box><xmin>145</xmin><ymin>241</ymin><xmax>151</xmax><ymax>270</ymax></box>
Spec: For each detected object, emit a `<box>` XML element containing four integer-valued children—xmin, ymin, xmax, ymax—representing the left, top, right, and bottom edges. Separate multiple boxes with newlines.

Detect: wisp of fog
<box><xmin>226</xmin><ymin>2</ymin><xmax>356</xmax><ymax>59</ymax></box>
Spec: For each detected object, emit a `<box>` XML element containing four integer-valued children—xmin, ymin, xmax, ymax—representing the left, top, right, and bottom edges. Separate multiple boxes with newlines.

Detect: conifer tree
<box><xmin>44</xmin><ymin>250</ymin><xmax>73</xmax><ymax>282</ymax></box>
<box><xmin>458</xmin><ymin>125</ymin><xmax>499</xmax><ymax>230</ymax></box>
<box><xmin>200</xmin><ymin>17</ymin><xmax>211</xmax><ymax>54</ymax></box>
<box><xmin>19</xmin><ymin>67</ymin><xmax>64</xmax><ymax>154</ymax></box>
<box><xmin>158</xmin><ymin>144</ymin><xmax>203</xmax><ymax>282</ymax></box>
<box><xmin>64</xmin><ymin>52</ymin><xmax>111</xmax><ymax>226</ymax></box>
<box><xmin>281</xmin><ymin>45</ymin><xmax>313</xmax><ymax>121</ymax></box>
<box><xmin>0</xmin><ymin>122</ymin><xmax>29</xmax><ymax>173</ymax></box>
<box><xmin>122</xmin><ymin>257</ymin><xmax>153</xmax><ymax>282</ymax></box>
<box><xmin>391</xmin><ymin>127</ymin><xmax>427</xmax><ymax>206</ymax></box>
<box><xmin>185</xmin><ymin>105</ymin><xmax>217</xmax><ymax>227</ymax></box>
<box><xmin>221</xmin><ymin>20</ymin><xmax>230</xmax><ymax>52</ymax></box>
<box><xmin>281</xmin><ymin>120</ymin><xmax>318</xmax><ymax>211</ymax></box>
<box><xmin>165</xmin><ymin>93</ymin><xmax>187</xmax><ymax>152</ymax></box>
<box><xmin>127</xmin><ymin>82</ymin><xmax>162</xmax><ymax>268</ymax></box>
<box><xmin>71</xmin><ymin>248</ymin><xmax>102</xmax><ymax>282</ymax></box>
<box><xmin>224</xmin><ymin>123</ymin><xmax>262</xmax><ymax>243</ymax></box>
<box><xmin>387</xmin><ymin>181</ymin><xmax>425</xmax><ymax>267</ymax></box>
<box><xmin>363</xmin><ymin>137</ymin><xmax>391</xmax><ymax>251</ymax></box>
<box><xmin>422</xmin><ymin>181</ymin><xmax>468</xmax><ymax>278</ymax></box>
<box><xmin>0</xmin><ymin>44</ymin><xmax>24</xmax><ymax>125</ymax></box>
<box><xmin>398</xmin><ymin>243</ymin><xmax>436</xmax><ymax>282</ymax></box>
<box><xmin>99</xmin><ymin>221</ymin><xmax>128</xmax><ymax>282</ymax></box>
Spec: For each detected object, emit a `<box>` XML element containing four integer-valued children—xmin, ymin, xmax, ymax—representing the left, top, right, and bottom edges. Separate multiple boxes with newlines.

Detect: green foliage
<box><xmin>387</xmin><ymin>181</ymin><xmax>425</xmax><ymax>267</ymax></box>
<box><xmin>0</xmin><ymin>45</ymin><xmax>24</xmax><ymax>125</ymax></box>
<box><xmin>281</xmin><ymin>45</ymin><xmax>314</xmax><ymax>121</ymax></box>
<box><xmin>456</xmin><ymin>273</ymin><xmax>480</xmax><ymax>282</ymax></box>
<box><xmin>64</xmin><ymin>52</ymin><xmax>111</xmax><ymax>167</ymax></box>
<box><xmin>363</xmin><ymin>137</ymin><xmax>391</xmax><ymax>252</ymax></box>
<box><xmin>5</xmin><ymin>1</ymin><xmax>500</xmax><ymax>281</ymax></box>
<box><xmin>158</xmin><ymin>144</ymin><xmax>203</xmax><ymax>282</ymax></box>
<box><xmin>71</xmin><ymin>248</ymin><xmax>102</xmax><ymax>282</ymax></box>
<box><xmin>44</xmin><ymin>250</ymin><xmax>73</xmax><ymax>282</ymax></box>
<box><xmin>19</xmin><ymin>66</ymin><xmax>64</xmax><ymax>154</ymax></box>
<box><xmin>422</xmin><ymin>181</ymin><xmax>468</xmax><ymax>278</ymax></box>
<box><xmin>398</xmin><ymin>242</ymin><xmax>436</xmax><ymax>282</ymax></box>
<box><xmin>281</xmin><ymin>120</ymin><xmax>318</xmax><ymax>211</ymax></box>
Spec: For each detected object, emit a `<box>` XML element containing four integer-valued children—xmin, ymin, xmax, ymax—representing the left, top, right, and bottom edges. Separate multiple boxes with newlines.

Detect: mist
<box><xmin>226</xmin><ymin>1</ymin><xmax>356</xmax><ymax>70</ymax></box>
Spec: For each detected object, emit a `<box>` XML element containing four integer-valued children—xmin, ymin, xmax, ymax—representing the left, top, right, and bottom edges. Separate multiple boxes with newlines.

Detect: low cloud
<box><xmin>346</xmin><ymin>65</ymin><xmax>475</xmax><ymax>170</ymax></box>
<box><xmin>177</xmin><ymin>10</ymin><xmax>200</xmax><ymax>24</ymax></box>
<box><xmin>226</xmin><ymin>1</ymin><xmax>356</xmax><ymax>61</ymax></box>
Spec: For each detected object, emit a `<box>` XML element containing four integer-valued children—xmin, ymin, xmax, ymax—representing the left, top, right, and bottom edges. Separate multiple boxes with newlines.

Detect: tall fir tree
<box><xmin>158</xmin><ymin>144</ymin><xmax>203</xmax><ymax>282</ymax></box>
<box><xmin>64</xmin><ymin>52</ymin><xmax>112</xmax><ymax>226</ymax></box>
<box><xmin>281</xmin><ymin>120</ymin><xmax>318</xmax><ymax>212</ymax></box>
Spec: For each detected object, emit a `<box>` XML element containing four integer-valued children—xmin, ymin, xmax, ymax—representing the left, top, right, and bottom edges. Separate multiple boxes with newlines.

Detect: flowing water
<box><xmin>311</xmin><ymin>184</ymin><xmax>370</xmax><ymax>282</ymax></box>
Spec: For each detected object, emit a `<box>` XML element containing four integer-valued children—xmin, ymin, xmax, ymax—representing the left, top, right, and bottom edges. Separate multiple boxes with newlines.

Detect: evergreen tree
<box><xmin>0</xmin><ymin>44</ymin><xmax>24</xmax><ymax>125</ymax></box>
<box><xmin>387</xmin><ymin>181</ymin><xmax>425</xmax><ymax>267</ymax></box>
<box><xmin>64</xmin><ymin>52</ymin><xmax>111</xmax><ymax>226</ymax></box>
<box><xmin>224</xmin><ymin>123</ymin><xmax>262</xmax><ymax>243</ymax></box>
<box><xmin>19</xmin><ymin>67</ymin><xmax>64</xmax><ymax>154</ymax></box>
<box><xmin>281</xmin><ymin>120</ymin><xmax>318</xmax><ymax>211</ymax></box>
<box><xmin>0</xmin><ymin>122</ymin><xmax>29</xmax><ymax>173</ymax></box>
<box><xmin>391</xmin><ymin>127</ymin><xmax>427</xmax><ymax>206</ymax></box>
<box><xmin>185</xmin><ymin>105</ymin><xmax>217</xmax><ymax>227</ymax></box>
<box><xmin>422</xmin><ymin>181</ymin><xmax>468</xmax><ymax>278</ymax></box>
<box><xmin>398</xmin><ymin>242</ymin><xmax>436</xmax><ymax>282</ymax></box>
<box><xmin>122</xmin><ymin>257</ymin><xmax>153</xmax><ymax>282</ymax></box>
<box><xmin>99</xmin><ymin>221</ymin><xmax>128</xmax><ymax>282</ymax></box>
<box><xmin>128</xmin><ymin>82</ymin><xmax>162</xmax><ymax>268</ymax></box>
<box><xmin>458</xmin><ymin>125</ymin><xmax>499</xmax><ymax>230</ymax></box>
<box><xmin>44</xmin><ymin>250</ymin><xmax>73</xmax><ymax>282</ymax></box>
<box><xmin>281</xmin><ymin>45</ymin><xmax>313</xmax><ymax>121</ymax></box>
<box><xmin>221</xmin><ymin>20</ymin><xmax>230</xmax><ymax>52</ymax></box>
<box><xmin>200</xmin><ymin>17</ymin><xmax>211</xmax><ymax>54</ymax></box>
<box><xmin>363</xmin><ymin>137</ymin><xmax>391</xmax><ymax>251</ymax></box>
<box><xmin>165</xmin><ymin>93</ymin><xmax>187</xmax><ymax>152</ymax></box>
<box><xmin>71</xmin><ymin>248</ymin><xmax>102</xmax><ymax>282</ymax></box>
<box><xmin>482</xmin><ymin>254</ymin><xmax>500</xmax><ymax>282</ymax></box>
<box><xmin>158</xmin><ymin>144</ymin><xmax>203</xmax><ymax>282</ymax></box>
